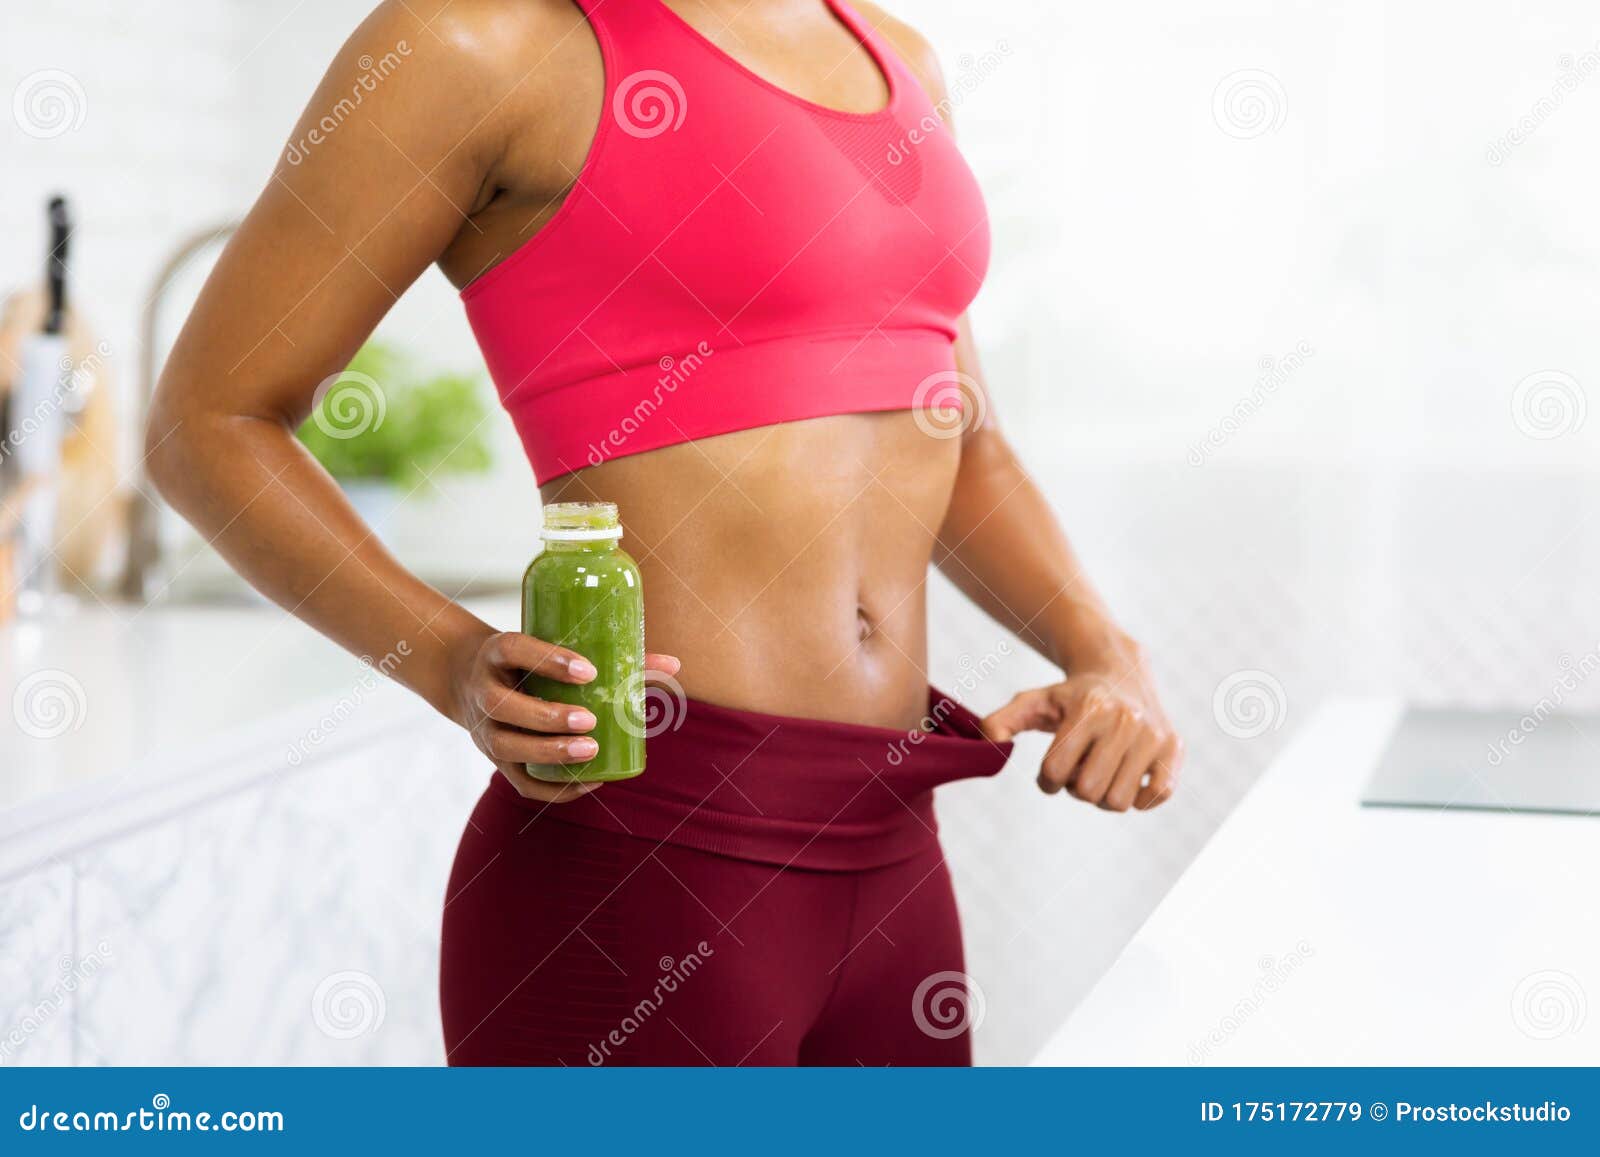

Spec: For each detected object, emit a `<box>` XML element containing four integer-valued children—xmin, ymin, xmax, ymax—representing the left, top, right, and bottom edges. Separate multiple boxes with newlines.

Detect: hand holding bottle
<box><xmin>447</xmin><ymin>627</ymin><xmax>681</xmax><ymax>803</ymax></box>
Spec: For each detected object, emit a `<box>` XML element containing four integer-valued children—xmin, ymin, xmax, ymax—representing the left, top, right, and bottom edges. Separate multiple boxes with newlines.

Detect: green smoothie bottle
<box><xmin>521</xmin><ymin>502</ymin><xmax>646</xmax><ymax>783</ymax></box>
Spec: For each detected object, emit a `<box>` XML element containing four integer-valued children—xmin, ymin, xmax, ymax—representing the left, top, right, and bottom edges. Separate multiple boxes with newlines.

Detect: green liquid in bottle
<box><xmin>520</xmin><ymin>502</ymin><xmax>647</xmax><ymax>782</ymax></box>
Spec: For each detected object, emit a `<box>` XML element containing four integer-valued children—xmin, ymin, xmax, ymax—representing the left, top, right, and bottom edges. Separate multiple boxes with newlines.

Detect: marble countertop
<box><xmin>1</xmin><ymin>598</ymin><xmax>516</xmax><ymax>877</ymax></box>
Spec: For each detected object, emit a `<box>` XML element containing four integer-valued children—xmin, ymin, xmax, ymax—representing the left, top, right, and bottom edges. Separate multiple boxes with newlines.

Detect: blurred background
<box><xmin>2</xmin><ymin>0</ymin><xmax>1598</xmax><ymax>1065</ymax></box>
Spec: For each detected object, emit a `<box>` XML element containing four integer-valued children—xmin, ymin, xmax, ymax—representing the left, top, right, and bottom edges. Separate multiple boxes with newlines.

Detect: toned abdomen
<box><xmin>540</xmin><ymin>410</ymin><xmax>960</xmax><ymax>730</ymax></box>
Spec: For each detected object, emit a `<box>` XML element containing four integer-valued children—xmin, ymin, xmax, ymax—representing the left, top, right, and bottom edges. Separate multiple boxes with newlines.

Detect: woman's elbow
<box><xmin>143</xmin><ymin>384</ymin><xmax>223</xmax><ymax>508</ymax></box>
<box><xmin>143</xmin><ymin>392</ymin><xmax>189</xmax><ymax>503</ymax></box>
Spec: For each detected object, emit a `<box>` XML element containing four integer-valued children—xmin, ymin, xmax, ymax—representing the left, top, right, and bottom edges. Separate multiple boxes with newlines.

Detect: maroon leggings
<box><xmin>439</xmin><ymin>691</ymin><xmax>1009</xmax><ymax>1066</ymax></box>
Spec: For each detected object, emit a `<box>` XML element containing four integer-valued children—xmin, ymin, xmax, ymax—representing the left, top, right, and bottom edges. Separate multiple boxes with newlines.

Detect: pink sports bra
<box><xmin>462</xmin><ymin>0</ymin><xmax>990</xmax><ymax>485</ymax></box>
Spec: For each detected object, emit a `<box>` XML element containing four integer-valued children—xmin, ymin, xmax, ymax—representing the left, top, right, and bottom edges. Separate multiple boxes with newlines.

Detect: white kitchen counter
<box><xmin>1</xmin><ymin>599</ymin><xmax>516</xmax><ymax>879</ymax></box>
<box><xmin>1033</xmin><ymin>699</ymin><xmax>1600</xmax><ymax>1066</ymax></box>
<box><xmin>2</xmin><ymin>599</ymin><xmax>521</xmax><ymax>1065</ymax></box>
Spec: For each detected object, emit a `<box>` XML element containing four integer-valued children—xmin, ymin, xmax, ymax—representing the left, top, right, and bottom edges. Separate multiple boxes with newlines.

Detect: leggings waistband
<box><xmin>487</xmin><ymin>687</ymin><xmax>1012</xmax><ymax>870</ymax></box>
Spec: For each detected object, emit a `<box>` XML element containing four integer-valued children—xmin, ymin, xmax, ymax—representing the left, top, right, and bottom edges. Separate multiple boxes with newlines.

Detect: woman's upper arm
<box><xmin>151</xmin><ymin>0</ymin><xmax>520</xmax><ymax>435</ymax></box>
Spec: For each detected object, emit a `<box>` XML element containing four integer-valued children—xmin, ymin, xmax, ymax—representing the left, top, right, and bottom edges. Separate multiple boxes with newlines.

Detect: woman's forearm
<box><xmin>146</xmin><ymin>407</ymin><xmax>492</xmax><ymax>723</ymax></box>
<box><xmin>935</xmin><ymin>424</ymin><xmax>1140</xmax><ymax>675</ymax></box>
<box><xmin>941</xmin><ymin>420</ymin><xmax>1183</xmax><ymax>808</ymax></box>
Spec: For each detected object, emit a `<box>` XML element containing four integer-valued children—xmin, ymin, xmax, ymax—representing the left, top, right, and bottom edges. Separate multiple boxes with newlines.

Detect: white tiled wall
<box><xmin>1</xmin><ymin>1</ymin><xmax>255</xmax><ymax>414</ymax></box>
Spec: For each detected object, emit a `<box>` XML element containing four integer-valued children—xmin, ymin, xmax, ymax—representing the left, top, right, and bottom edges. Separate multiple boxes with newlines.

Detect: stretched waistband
<box><xmin>486</xmin><ymin>687</ymin><xmax>1012</xmax><ymax>870</ymax></box>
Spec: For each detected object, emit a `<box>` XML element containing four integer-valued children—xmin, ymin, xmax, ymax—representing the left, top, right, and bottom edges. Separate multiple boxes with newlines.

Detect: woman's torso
<box><xmin>438</xmin><ymin>0</ymin><xmax>976</xmax><ymax>728</ymax></box>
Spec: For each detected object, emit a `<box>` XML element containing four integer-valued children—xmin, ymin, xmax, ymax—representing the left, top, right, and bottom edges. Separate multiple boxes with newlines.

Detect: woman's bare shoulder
<box><xmin>298</xmin><ymin>0</ymin><xmax>594</xmax><ymax>185</ymax></box>
<box><xmin>849</xmin><ymin>0</ymin><xmax>948</xmax><ymax>105</ymax></box>
<box><xmin>335</xmin><ymin>0</ymin><xmax>591</xmax><ymax>125</ymax></box>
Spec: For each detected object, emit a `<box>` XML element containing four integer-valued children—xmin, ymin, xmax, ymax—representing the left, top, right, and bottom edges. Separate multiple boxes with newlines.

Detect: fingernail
<box><xmin>569</xmin><ymin>738</ymin><xmax>598</xmax><ymax>758</ymax></box>
<box><xmin>568</xmin><ymin>658</ymin><xmax>597</xmax><ymax>681</ymax></box>
<box><xmin>568</xmin><ymin>709</ymin><xmax>596</xmax><ymax>730</ymax></box>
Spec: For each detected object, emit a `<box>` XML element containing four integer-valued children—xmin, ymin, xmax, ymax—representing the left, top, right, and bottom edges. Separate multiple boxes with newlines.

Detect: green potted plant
<box><xmin>296</xmin><ymin>341</ymin><xmax>493</xmax><ymax>530</ymax></box>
